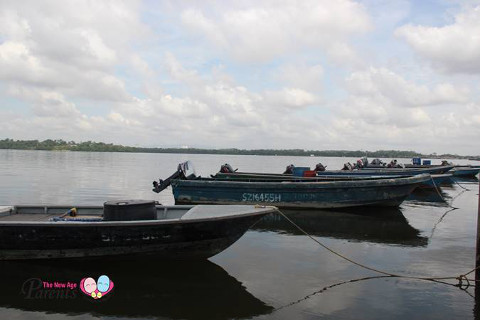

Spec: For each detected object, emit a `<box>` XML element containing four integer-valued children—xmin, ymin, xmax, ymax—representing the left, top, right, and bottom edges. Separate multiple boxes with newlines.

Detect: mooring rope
<box><xmin>450</xmin><ymin>177</ymin><xmax>471</xmax><ymax>191</ymax></box>
<box><xmin>273</xmin><ymin>273</ymin><xmax>476</xmax><ymax>313</ymax></box>
<box><xmin>274</xmin><ymin>275</ymin><xmax>393</xmax><ymax>312</ymax></box>
<box><xmin>274</xmin><ymin>208</ymin><xmax>477</xmax><ymax>287</ymax></box>
<box><xmin>430</xmin><ymin>176</ymin><xmax>458</xmax><ymax>209</ymax></box>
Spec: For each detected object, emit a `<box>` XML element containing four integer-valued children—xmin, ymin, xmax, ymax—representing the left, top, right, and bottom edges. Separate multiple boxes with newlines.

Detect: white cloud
<box><xmin>329</xmin><ymin>67</ymin><xmax>478</xmax><ymax>153</ymax></box>
<box><xmin>395</xmin><ymin>5</ymin><xmax>480</xmax><ymax>74</ymax></box>
<box><xmin>264</xmin><ymin>88</ymin><xmax>318</xmax><ymax>110</ymax></box>
<box><xmin>273</xmin><ymin>63</ymin><xmax>324</xmax><ymax>92</ymax></box>
<box><xmin>345</xmin><ymin>67</ymin><xmax>469</xmax><ymax>107</ymax></box>
<box><xmin>0</xmin><ymin>0</ymin><xmax>146</xmax><ymax>104</ymax></box>
<box><xmin>180</xmin><ymin>0</ymin><xmax>371</xmax><ymax>64</ymax></box>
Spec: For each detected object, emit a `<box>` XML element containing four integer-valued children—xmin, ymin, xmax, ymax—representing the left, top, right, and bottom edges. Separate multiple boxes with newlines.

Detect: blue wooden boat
<box><xmin>350</xmin><ymin>165</ymin><xmax>453</xmax><ymax>175</ymax></box>
<box><xmin>0</xmin><ymin>201</ymin><xmax>275</xmax><ymax>260</ymax></box>
<box><xmin>405</xmin><ymin>159</ymin><xmax>479</xmax><ymax>177</ymax></box>
<box><xmin>168</xmin><ymin>175</ymin><xmax>429</xmax><ymax>209</ymax></box>
<box><xmin>153</xmin><ymin>163</ymin><xmax>430</xmax><ymax>209</ymax></box>
<box><xmin>213</xmin><ymin>171</ymin><xmax>452</xmax><ymax>188</ymax></box>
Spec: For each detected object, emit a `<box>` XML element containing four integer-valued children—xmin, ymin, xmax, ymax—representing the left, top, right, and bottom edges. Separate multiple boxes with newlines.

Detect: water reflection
<box><xmin>253</xmin><ymin>208</ymin><xmax>428</xmax><ymax>247</ymax></box>
<box><xmin>452</xmin><ymin>176</ymin><xmax>479</xmax><ymax>185</ymax></box>
<box><xmin>406</xmin><ymin>188</ymin><xmax>450</xmax><ymax>206</ymax></box>
<box><xmin>0</xmin><ymin>258</ymin><xmax>272</xmax><ymax>319</ymax></box>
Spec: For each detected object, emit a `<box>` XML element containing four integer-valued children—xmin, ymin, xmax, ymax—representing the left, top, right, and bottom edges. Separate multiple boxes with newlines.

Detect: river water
<box><xmin>0</xmin><ymin>150</ymin><xmax>479</xmax><ymax>319</ymax></box>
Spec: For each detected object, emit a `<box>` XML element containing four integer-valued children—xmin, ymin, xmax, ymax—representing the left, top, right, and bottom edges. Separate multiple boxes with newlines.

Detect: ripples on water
<box><xmin>0</xmin><ymin>150</ymin><xmax>479</xmax><ymax>319</ymax></box>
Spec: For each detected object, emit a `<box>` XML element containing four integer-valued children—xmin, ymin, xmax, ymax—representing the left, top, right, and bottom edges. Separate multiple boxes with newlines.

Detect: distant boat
<box><xmin>404</xmin><ymin>158</ymin><xmax>479</xmax><ymax>177</ymax></box>
<box><xmin>449</xmin><ymin>166</ymin><xmax>480</xmax><ymax>178</ymax></box>
<box><xmin>354</xmin><ymin>165</ymin><xmax>453</xmax><ymax>175</ymax></box>
<box><xmin>212</xmin><ymin>169</ymin><xmax>453</xmax><ymax>189</ymax></box>
<box><xmin>0</xmin><ymin>201</ymin><xmax>275</xmax><ymax>260</ymax></box>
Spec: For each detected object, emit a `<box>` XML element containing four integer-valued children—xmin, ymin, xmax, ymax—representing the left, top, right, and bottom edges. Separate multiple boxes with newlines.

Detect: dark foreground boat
<box><xmin>152</xmin><ymin>162</ymin><xmax>430</xmax><ymax>209</ymax></box>
<box><xmin>0</xmin><ymin>201</ymin><xmax>276</xmax><ymax>260</ymax></box>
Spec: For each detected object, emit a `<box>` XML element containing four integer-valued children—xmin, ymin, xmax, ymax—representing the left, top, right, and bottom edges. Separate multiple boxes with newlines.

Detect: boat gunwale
<box><xmin>0</xmin><ymin>205</ymin><xmax>277</xmax><ymax>227</ymax></box>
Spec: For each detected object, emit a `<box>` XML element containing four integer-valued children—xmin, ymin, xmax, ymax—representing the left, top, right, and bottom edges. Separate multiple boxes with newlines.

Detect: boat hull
<box><xmin>172</xmin><ymin>175</ymin><xmax>429</xmax><ymax>209</ymax></box>
<box><xmin>0</xmin><ymin>207</ymin><xmax>270</xmax><ymax>260</ymax></box>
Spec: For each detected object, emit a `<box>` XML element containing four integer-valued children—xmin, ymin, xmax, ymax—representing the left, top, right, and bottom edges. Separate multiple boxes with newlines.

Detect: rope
<box><xmin>450</xmin><ymin>177</ymin><xmax>471</xmax><ymax>191</ymax></box>
<box><xmin>430</xmin><ymin>176</ymin><xmax>457</xmax><ymax>209</ymax></box>
<box><xmin>274</xmin><ymin>208</ymin><xmax>477</xmax><ymax>286</ymax></box>
<box><xmin>429</xmin><ymin>207</ymin><xmax>458</xmax><ymax>239</ymax></box>
<box><xmin>273</xmin><ymin>273</ymin><xmax>476</xmax><ymax>313</ymax></box>
<box><xmin>274</xmin><ymin>275</ymin><xmax>393</xmax><ymax>311</ymax></box>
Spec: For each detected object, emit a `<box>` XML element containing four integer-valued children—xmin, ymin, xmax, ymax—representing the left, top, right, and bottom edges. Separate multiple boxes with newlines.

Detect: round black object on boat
<box><xmin>103</xmin><ymin>200</ymin><xmax>156</xmax><ymax>221</ymax></box>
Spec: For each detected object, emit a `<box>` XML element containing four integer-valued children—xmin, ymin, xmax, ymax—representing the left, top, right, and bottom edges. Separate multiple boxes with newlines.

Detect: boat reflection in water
<box><xmin>253</xmin><ymin>208</ymin><xmax>428</xmax><ymax>247</ymax></box>
<box><xmin>406</xmin><ymin>187</ymin><xmax>450</xmax><ymax>206</ymax></box>
<box><xmin>451</xmin><ymin>176</ymin><xmax>479</xmax><ymax>185</ymax></box>
<box><xmin>0</xmin><ymin>257</ymin><xmax>272</xmax><ymax>319</ymax></box>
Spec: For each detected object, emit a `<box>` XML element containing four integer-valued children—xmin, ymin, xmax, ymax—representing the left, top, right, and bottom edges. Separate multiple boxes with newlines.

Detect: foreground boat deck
<box><xmin>0</xmin><ymin>213</ymin><xmax>59</xmax><ymax>222</ymax></box>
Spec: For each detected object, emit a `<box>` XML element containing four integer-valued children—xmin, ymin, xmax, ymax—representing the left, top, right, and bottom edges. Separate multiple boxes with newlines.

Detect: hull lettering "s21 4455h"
<box><xmin>242</xmin><ymin>193</ymin><xmax>281</xmax><ymax>202</ymax></box>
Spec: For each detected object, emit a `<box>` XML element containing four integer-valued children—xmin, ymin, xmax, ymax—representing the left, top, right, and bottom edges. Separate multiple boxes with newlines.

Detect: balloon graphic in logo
<box><xmin>80</xmin><ymin>275</ymin><xmax>114</xmax><ymax>299</ymax></box>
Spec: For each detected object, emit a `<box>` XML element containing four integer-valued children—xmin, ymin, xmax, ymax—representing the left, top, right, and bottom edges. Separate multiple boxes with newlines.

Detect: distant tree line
<box><xmin>0</xmin><ymin>138</ymin><xmax>473</xmax><ymax>159</ymax></box>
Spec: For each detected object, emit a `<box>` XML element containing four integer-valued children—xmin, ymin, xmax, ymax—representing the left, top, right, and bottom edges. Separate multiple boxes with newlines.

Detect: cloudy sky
<box><xmin>0</xmin><ymin>0</ymin><xmax>479</xmax><ymax>155</ymax></box>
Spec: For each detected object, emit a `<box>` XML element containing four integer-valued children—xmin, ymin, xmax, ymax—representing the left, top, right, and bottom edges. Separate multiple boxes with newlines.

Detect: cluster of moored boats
<box><xmin>152</xmin><ymin>158</ymin><xmax>479</xmax><ymax>209</ymax></box>
<box><xmin>1</xmin><ymin>158</ymin><xmax>477</xmax><ymax>261</ymax></box>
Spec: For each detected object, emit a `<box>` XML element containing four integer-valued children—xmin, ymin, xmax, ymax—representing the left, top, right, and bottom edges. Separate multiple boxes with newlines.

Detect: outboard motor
<box><xmin>314</xmin><ymin>163</ymin><xmax>326</xmax><ymax>172</ymax></box>
<box><xmin>220</xmin><ymin>163</ymin><xmax>235</xmax><ymax>173</ymax></box>
<box><xmin>342</xmin><ymin>162</ymin><xmax>353</xmax><ymax>171</ymax></box>
<box><xmin>284</xmin><ymin>164</ymin><xmax>295</xmax><ymax>174</ymax></box>
<box><xmin>153</xmin><ymin>161</ymin><xmax>196</xmax><ymax>193</ymax></box>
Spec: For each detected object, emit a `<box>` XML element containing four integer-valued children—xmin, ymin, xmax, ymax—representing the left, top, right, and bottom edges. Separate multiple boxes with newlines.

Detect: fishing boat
<box><xmin>0</xmin><ymin>201</ymin><xmax>276</xmax><ymax>260</ymax></box>
<box><xmin>215</xmin><ymin>172</ymin><xmax>452</xmax><ymax>189</ymax></box>
<box><xmin>152</xmin><ymin>162</ymin><xmax>431</xmax><ymax>209</ymax></box>
<box><xmin>216</xmin><ymin>164</ymin><xmax>452</xmax><ymax>177</ymax></box>
<box><xmin>351</xmin><ymin>165</ymin><xmax>453</xmax><ymax>175</ymax></box>
<box><xmin>404</xmin><ymin>158</ymin><xmax>479</xmax><ymax>177</ymax></box>
<box><xmin>213</xmin><ymin>171</ymin><xmax>452</xmax><ymax>188</ymax></box>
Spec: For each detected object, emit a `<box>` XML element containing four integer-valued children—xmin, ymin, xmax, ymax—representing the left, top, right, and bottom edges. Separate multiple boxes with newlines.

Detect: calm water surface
<box><xmin>0</xmin><ymin>150</ymin><xmax>479</xmax><ymax>319</ymax></box>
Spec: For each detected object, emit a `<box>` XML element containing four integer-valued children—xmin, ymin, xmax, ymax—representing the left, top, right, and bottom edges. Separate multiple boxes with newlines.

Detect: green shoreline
<box><xmin>0</xmin><ymin>138</ymin><xmax>478</xmax><ymax>160</ymax></box>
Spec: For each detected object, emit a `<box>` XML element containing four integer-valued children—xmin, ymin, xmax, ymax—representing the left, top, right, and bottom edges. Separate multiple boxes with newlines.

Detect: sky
<box><xmin>0</xmin><ymin>0</ymin><xmax>479</xmax><ymax>155</ymax></box>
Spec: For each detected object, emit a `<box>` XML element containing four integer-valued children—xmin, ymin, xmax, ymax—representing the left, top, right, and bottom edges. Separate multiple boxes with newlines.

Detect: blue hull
<box><xmin>172</xmin><ymin>174</ymin><xmax>430</xmax><ymax>209</ymax></box>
